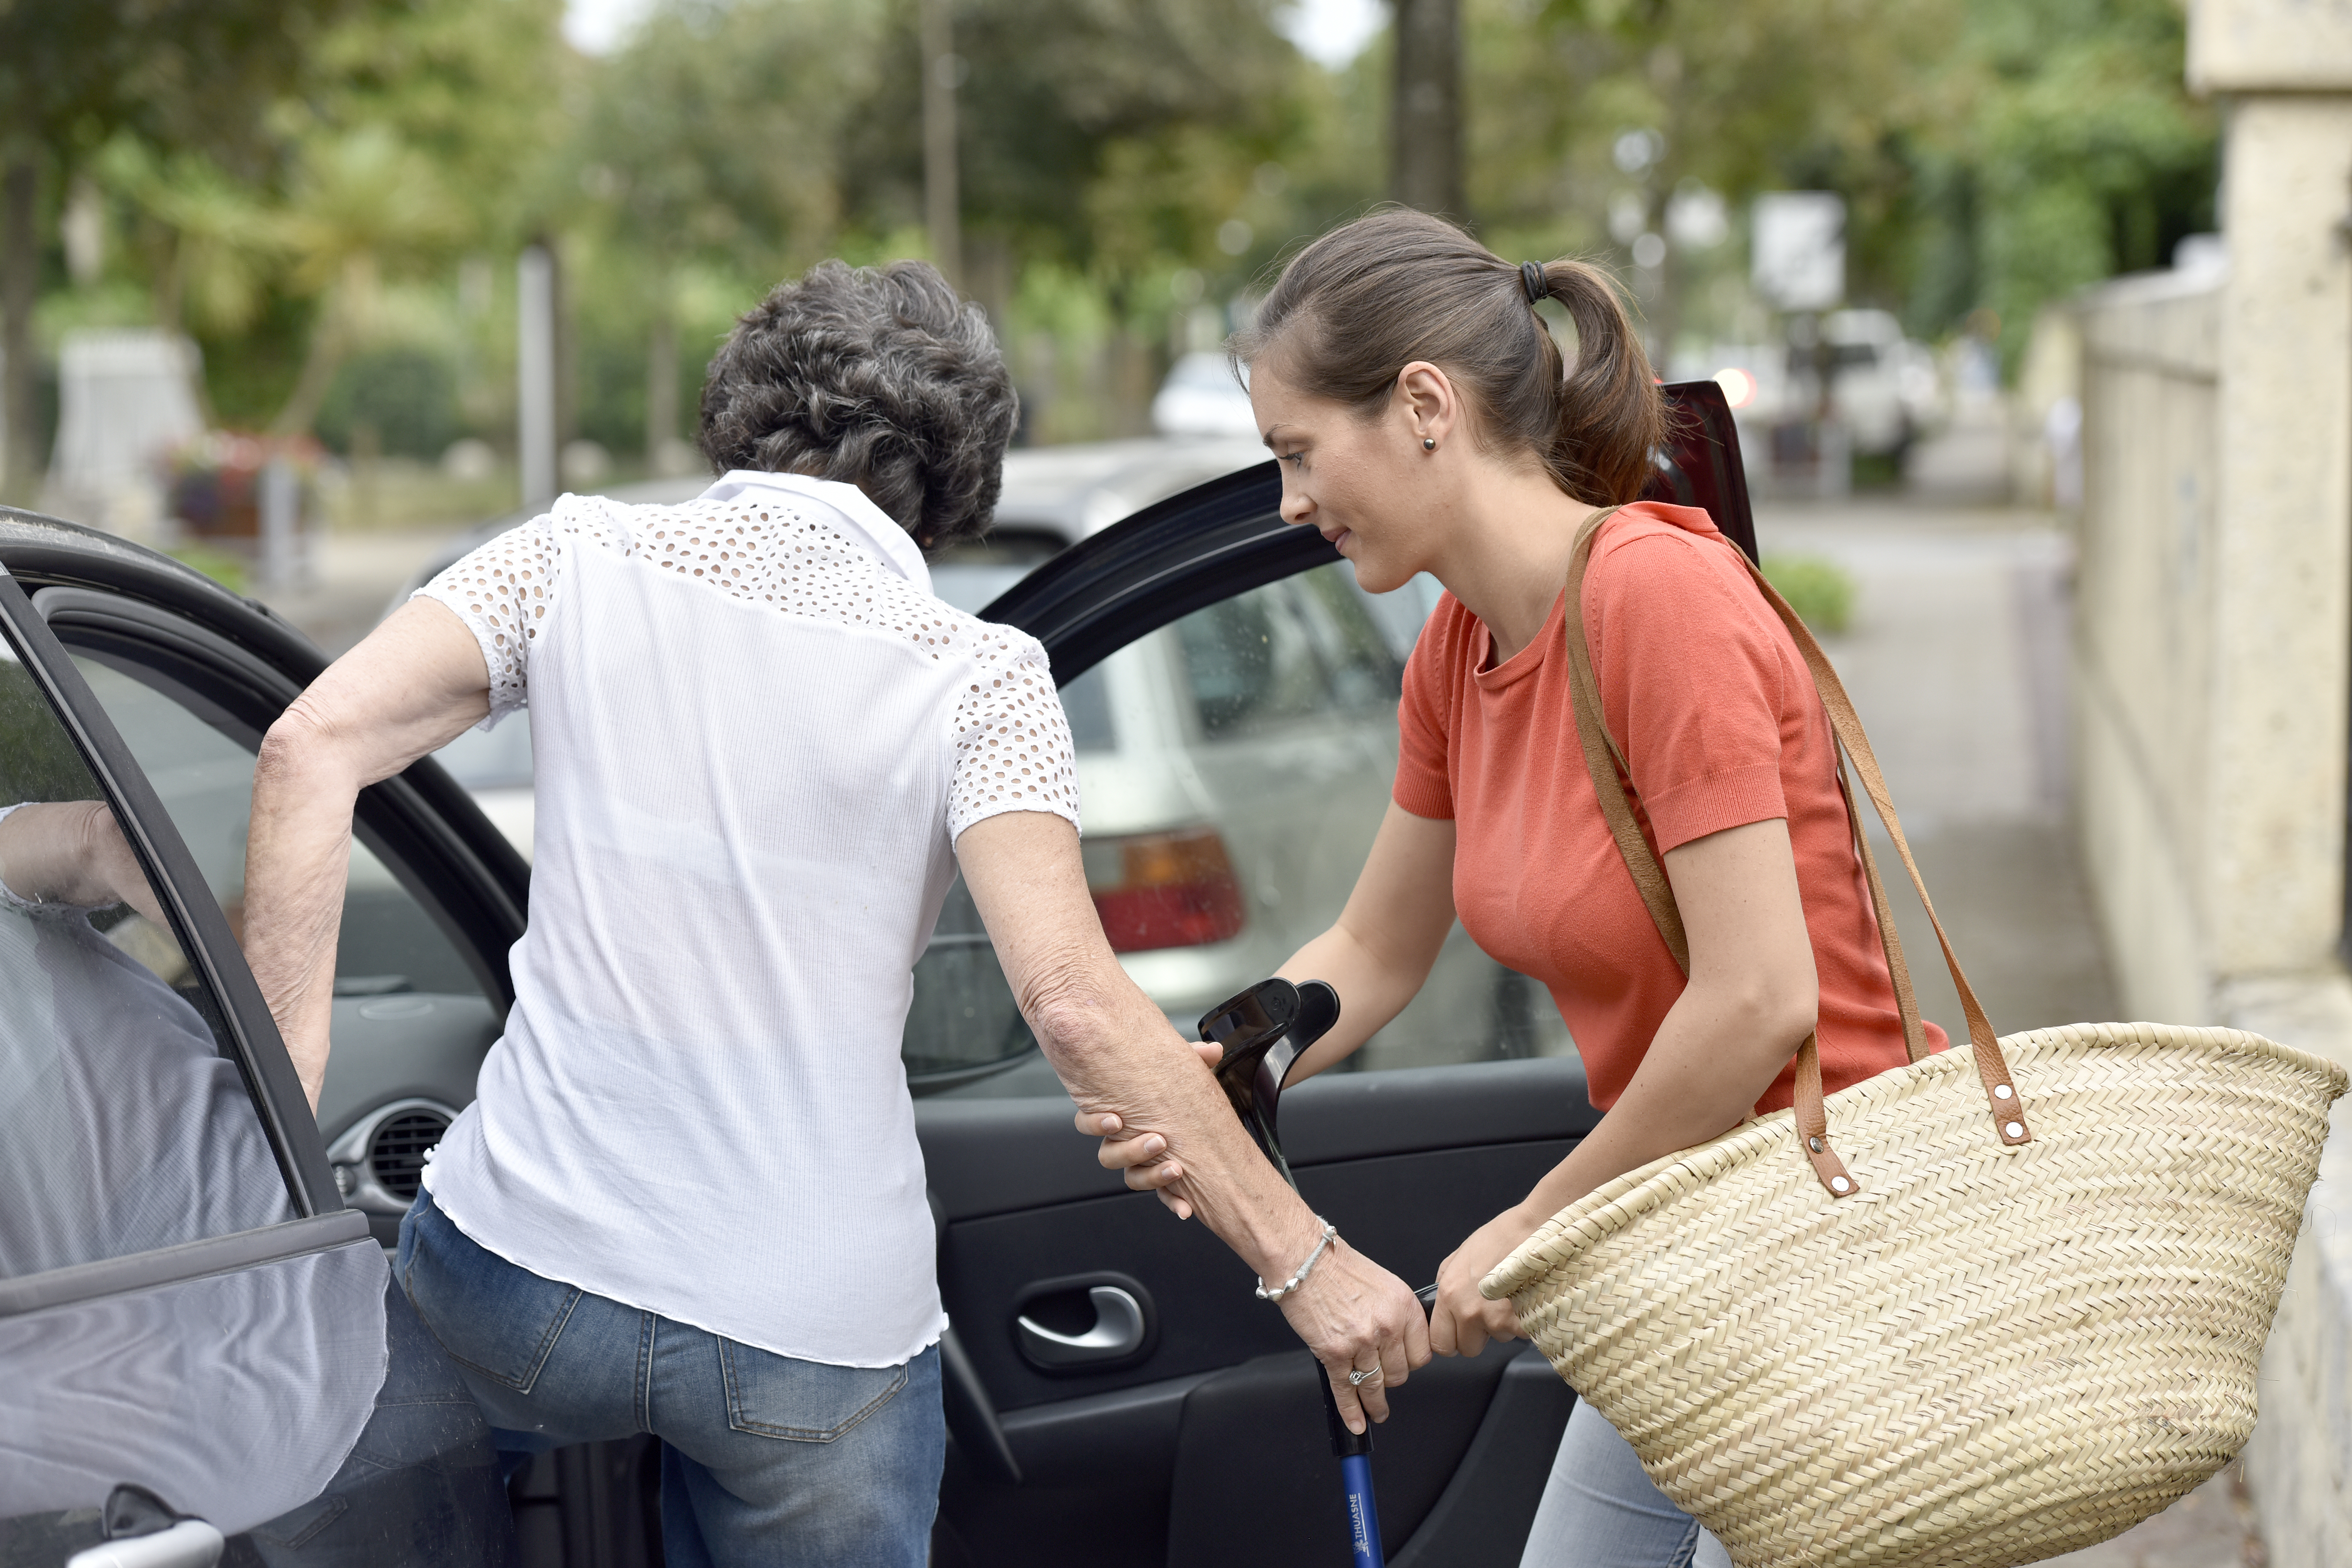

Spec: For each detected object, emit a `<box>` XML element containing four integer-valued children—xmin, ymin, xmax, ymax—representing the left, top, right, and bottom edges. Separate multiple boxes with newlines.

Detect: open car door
<box><xmin>0</xmin><ymin>517</ymin><xmax>522</xmax><ymax>1567</ymax></box>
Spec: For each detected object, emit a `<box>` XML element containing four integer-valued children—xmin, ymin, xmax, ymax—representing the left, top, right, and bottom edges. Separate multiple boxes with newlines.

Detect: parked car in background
<box><xmin>1674</xmin><ymin>308</ymin><xmax>1943</xmax><ymax>470</ymax></box>
<box><xmin>1149</xmin><ymin>350</ymin><xmax>1257</xmax><ymax>438</ymax></box>
<box><xmin>1820</xmin><ymin>308</ymin><xmax>1943</xmax><ymax>456</ymax></box>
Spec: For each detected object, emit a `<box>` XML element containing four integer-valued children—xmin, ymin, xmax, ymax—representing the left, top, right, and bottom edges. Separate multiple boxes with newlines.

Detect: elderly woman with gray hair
<box><xmin>240</xmin><ymin>259</ymin><xmax>1427</xmax><ymax>1566</ymax></box>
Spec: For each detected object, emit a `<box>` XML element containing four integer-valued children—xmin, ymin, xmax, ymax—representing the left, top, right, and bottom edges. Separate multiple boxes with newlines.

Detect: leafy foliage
<box><xmin>1761</xmin><ymin>553</ymin><xmax>1857</xmax><ymax>635</ymax></box>
<box><xmin>9</xmin><ymin>0</ymin><xmax>2217</xmax><ymax>475</ymax></box>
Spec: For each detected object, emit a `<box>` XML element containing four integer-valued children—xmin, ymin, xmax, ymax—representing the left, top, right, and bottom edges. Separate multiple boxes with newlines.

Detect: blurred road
<box><xmin>258</xmin><ymin>529</ymin><xmax>461</xmax><ymax>657</ymax></box>
<box><xmin>1757</xmin><ymin>495</ymin><xmax>2118</xmax><ymax>1041</ymax></box>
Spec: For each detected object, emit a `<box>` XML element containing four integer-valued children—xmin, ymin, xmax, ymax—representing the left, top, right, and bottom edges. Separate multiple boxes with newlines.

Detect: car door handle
<box><xmin>1016</xmin><ymin>1285</ymin><xmax>1147</xmax><ymax>1367</ymax></box>
<box><xmin>68</xmin><ymin>1520</ymin><xmax>225</xmax><ymax>1568</ymax></box>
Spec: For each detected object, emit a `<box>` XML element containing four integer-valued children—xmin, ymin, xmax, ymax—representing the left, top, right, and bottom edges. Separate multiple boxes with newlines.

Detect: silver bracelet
<box><xmin>1257</xmin><ymin>1219</ymin><xmax>1338</xmax><ymax>1302</ymax></box>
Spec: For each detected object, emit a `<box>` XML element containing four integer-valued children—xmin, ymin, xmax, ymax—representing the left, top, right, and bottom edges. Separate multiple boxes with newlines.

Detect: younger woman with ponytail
<box><xmin>1096</xmin><ymin>210</ymin><xmax>1933</xmax><ymax>1565</ymax></box>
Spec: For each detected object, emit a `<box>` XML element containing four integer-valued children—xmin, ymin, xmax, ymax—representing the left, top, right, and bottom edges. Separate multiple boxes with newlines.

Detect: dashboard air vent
<box><xmin>369</xmin><ymin>1109</ymin><xmax>450</xmax><ymax>1202</ymax></box>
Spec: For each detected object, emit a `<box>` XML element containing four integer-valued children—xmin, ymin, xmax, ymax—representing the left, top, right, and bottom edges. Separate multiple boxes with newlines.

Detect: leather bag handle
<box><xmin>1560</xmin><ymin>508</ymin><xmax>2030</xmax><ymax>1199</ymax></box>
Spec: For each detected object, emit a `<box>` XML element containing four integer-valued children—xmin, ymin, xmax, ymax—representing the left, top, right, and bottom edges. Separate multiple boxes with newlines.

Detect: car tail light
<box><xmin>1084</xmin><ymin>826</ymin><xmax>1246</xmax><ymax>953</ymax></box>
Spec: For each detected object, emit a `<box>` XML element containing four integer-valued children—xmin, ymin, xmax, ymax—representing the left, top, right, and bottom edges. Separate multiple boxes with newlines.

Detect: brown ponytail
<box><xmin>1234</xmin><ymin>210</ymin><xmax>1666</xmax><ymax>505</ymax></box>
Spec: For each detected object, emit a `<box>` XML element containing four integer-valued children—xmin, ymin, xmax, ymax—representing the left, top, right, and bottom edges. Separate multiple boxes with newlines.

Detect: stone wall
<box><xmin>2071</xmin><ymin>2</ymin><xmax>2352</xmax><ymax>1556</ymax></box>
<box><xmin>2074</xmin><ymin>269</ymin><xmax>2220</xmax><ymax>1029</ymax></box>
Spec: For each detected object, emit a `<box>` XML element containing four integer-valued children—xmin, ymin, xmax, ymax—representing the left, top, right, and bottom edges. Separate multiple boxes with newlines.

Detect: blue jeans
<box><xmin>1519</xmin><ymin>1401</ymin><xmax>1733</xmax><ymax>1568</ymax></box>
<box><xmin>397</xmin><ymin>1187</ymin><xmax>942</xmax><ymax>1568</ymax></box>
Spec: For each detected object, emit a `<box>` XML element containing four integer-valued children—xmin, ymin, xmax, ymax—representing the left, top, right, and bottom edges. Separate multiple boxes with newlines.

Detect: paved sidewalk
<box><xmin>1755</xmin><ymin>497</ymin><xmax>2115</xmax><ymax>1038</ymax></box>
<box><xmin>1755</xmin><ymin>495</ymin><xmax>2260</xmax><ymax>1568</ymax></box>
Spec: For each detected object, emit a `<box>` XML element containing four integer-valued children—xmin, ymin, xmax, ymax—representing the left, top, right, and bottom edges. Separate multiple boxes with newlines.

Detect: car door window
<box><xmin>914</xmin><ymin>561</ymin><xmax>1571</xmax><ymax>1096</ymax></box>
<box><xmin>55</xmin><ymin>644</ymin><xmax>502</xmax><ymax>1225</ymax></box>
<box><xmin>69</xmin><ymin>660</ymin><xmax>486</xmax><ymax>1000</ymax></box>
<box><xmin>1102</xmin><ymin>561</ymin><xmax>1568</xmax><ymax>1072</ymax></box>
<box><xmin>0</xmin><ymin>628</ymin><xmax>295</xmax><ymax>1281</ymax></box>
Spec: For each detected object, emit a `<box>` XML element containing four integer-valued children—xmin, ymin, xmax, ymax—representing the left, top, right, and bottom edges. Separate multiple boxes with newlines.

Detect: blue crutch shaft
<box><xmin>1340</xmin><ymin>1453</ymin><xmax>1385</xmax><ymax>1564</ymax></box>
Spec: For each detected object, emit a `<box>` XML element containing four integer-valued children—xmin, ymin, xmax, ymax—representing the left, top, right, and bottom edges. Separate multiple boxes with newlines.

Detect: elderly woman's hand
<box><xmin>1278</xmin><ymin>1232</ymin><xmax>1432</xmax><ymax>1432</ymax></box>
<box><xmin>0</xmin><ymin>801</ymin><xmax>167</xmax><ymax>925</ymax></box>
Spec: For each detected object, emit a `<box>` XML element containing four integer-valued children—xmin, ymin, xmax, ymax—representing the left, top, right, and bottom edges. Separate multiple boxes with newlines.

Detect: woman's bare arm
<box><xmin>245</xmin><ymin>598</ymin><xmax>494</xmax><ymax>1109</ymax></box>
<box><xmin>1428</xmin><ymin>816</ymin><xmax>1818</xmax><ymax>1357</ymax></box>
<box><xmin>1272</xmin><ymin>802</ymin><xmax>1461</xmax><ymax>1080</ymax></box>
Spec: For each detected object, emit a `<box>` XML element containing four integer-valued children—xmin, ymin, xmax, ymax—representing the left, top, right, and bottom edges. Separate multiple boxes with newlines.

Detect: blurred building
<box><xmin>41</xmin><ymin>330</ymin><xmax>205</xmax><ymax>542</ymax></box>
<box><xmin>2073</xmin><ymin>1</ymin><xmax>2352</xmax><ymax>1555</ymax></box>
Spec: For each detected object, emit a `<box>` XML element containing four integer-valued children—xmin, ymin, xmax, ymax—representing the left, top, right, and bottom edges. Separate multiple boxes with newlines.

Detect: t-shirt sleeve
<box><xmin>1391</xmin><ymin>602</ymin><xmax>1457</xmax><ymax>820</ymax></box>
<box><xmin>413</xmin><ymin>515</ymin><xmax>563</xmax><ymax>728</ymax></box>
<box><xmin>1587</xmin><ymin>532</ymin><xmax>1789</xmax><ymax>853</ymax></box>
<box><xmin>948</xmin><ymin>637</ymin><xmax>1083</xmax><ymax>841</ymax></box>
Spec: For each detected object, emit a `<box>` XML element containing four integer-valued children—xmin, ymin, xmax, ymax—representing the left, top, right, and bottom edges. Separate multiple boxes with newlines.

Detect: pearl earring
<box><xmin>1422</xmin><ymin>437</ymin><xmax>1436</xmax><ymax>451</ymax></box>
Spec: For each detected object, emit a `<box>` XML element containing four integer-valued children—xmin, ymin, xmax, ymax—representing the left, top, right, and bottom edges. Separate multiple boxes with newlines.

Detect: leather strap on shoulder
<box><xmin>1558</xmin><ymin>508</ymin><xmax>2029</xmax><ymax>1199</ymax></box>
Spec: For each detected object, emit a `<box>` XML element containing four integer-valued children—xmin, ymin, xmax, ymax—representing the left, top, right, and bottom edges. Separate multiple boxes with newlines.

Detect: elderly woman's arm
<box><xmin>245</xmin><ymin>599</ymin><xmax>494</xmax><ymax>1109</ymax></box>
<box><xmin>957</xmin><ymin>811</ymin><xmax>1432</xmax><ymax>1432</ymax></box>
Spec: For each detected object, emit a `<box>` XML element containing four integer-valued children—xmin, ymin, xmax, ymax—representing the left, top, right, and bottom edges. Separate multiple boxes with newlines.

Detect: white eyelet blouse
<box><xmin>413</xmin><ymin>470</ymin><xmax>1079</xmax><ymax>1369</ymax></box>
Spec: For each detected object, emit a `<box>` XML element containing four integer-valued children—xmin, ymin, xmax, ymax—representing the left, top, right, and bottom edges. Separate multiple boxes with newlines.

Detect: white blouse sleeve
<box><xmin>413</xmin><ymin>515</ymin><xmax>563</xmax><ymax>725</ymax></box>
<box><xmin>947</xmin><ymin>638</ymin><xmax>1082</xmax><ymax>841</ymax></box>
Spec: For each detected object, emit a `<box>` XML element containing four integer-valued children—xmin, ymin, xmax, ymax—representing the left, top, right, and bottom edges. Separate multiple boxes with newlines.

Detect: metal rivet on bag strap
<box><xmin>1809</xmin><ymin>1136</ymin><xmax>1824</xmax><ymax>1153</ymax></box>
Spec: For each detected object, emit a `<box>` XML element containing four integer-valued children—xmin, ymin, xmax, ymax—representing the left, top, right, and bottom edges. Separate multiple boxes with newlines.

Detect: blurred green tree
<box><xmin>258</xmin><ymin>0</ymin><xmax>569</xmax><ymax>435</ymax></box>
<box><xmin>1914</xmin><ymin>0</ymin><xmax>2216</xmax><ymax>368</ymax></box>
<box><xmin>0</xmin><ymin>0</ymin><xmax>382</xmax><ymax>496</ymax></box>
<box><xmin>1459</xmin><ymin>0</ymin><xmax>2211</xmax><ymax>372</ymax></box>
<box><xmin>564</xmin><ymin>0</ymin><xmax>1310</xmax><ymax>445</ymax></box>
<box><xmin>1465</xmin><ymin>0</ymin><xmax>1954</xmax><ymax>351</ymax></box>
<box><xmin>564</xmin><ymin>0</ymin><xmax>885</xmax><ymax>461</ymax></box>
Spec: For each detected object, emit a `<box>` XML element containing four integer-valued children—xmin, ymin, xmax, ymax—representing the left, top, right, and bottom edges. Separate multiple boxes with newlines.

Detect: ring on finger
<box><xmin>1348</xmin><ymin>1366</ymin><xmax>1383</xmax><ymax>1387</ymax></box>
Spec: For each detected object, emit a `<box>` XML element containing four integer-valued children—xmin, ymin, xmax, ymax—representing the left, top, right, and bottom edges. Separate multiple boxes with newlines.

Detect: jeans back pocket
<box><xmin>398</xmin><ymin>1193</ymin><xmax>583</xmax><ymax>1393</ymax></box>
<box><xmin>718</xmin><ymin>1340</ymin><xmax>908</xmax><ymax>1442</ymax></box>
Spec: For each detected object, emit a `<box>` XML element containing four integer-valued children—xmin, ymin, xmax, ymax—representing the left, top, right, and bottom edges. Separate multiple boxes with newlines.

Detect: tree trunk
<box><xmin>920</xmin><ymin>0</ymin><xmax>962</xmax><ymax>288</ymax></box>
<box><xmin>646</xmin><ymin>306</ymin><xmax>678</xmax><ymax>470</ymax></box>
<box><xmin>1390</xmin><ymin>0</ymin><xmax>1464</xmax><ymax>219</ymax></box>
<box><xmin>3</xmin><ymin>156</ymin><xmax>40</xmax><ymax>504</ymax></box>
<box><xmin>270</xmin><ymin>288</ymin><xmax>348</xmax><ymax>439</ymax></box>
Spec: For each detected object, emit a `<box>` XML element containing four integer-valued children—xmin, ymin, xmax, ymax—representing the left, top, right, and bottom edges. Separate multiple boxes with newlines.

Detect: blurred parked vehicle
<box><xmin>1821</xmin><ymin>308</ymin><xmax>1943</xmax><ymax>455</ymax></box>
<box><xmin>1150</xmin><ymin>351</ymin><xmax>1258</xmax><ymax>437</ymax></box>
<box><xmin>1674</xmin><ymin>309</ymin><xmax>1943</xmax><ymax>473</ymax></box>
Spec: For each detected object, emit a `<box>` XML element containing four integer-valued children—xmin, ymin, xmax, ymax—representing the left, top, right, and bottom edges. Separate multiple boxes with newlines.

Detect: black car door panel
<box><xmin>922</xmin><ymin>1058</ymin><xmax>1598</xmax><ymax>1565</ymax></box>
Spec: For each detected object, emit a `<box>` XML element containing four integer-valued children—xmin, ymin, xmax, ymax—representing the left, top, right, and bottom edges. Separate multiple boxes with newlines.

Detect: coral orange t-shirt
<box><xmin>1392</xmin><ymin>502</ymin><xmax>1934</xmax><ymax>1114</ymax></box>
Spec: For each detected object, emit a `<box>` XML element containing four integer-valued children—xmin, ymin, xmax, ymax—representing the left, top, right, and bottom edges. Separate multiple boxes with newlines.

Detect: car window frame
<box><xmin>0</xmin><ymin>511</ymin><xmax>530</xmax><ymax>1011</ymax></box>
<box><xmin>982</xmin><ymin>380</ymin><xmax>1759</xmax><ymax>682</ymax></box>
<box><xmin>32</xmin><ymin>585</ymin><xmax>529</xmax><ymax>1010</ymax></box>
<box><xmin>0</xmin><ymin>567</ymin><xmax>366</xmax><ymax>1317</ymax></box>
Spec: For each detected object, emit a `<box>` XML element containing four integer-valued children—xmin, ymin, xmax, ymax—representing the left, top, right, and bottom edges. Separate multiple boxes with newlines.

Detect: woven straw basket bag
<box><xmin>1483</xmin><ymin>510</ymin><xmax>2349</xmax><ymax>1568</ymax></box>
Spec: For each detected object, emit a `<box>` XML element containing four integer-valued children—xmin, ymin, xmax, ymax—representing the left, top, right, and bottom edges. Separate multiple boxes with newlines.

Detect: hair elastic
<box><xmin>1520</xmin><ymin>260</ymin><xmax>1551</xmax><ymax>305</ymax></box>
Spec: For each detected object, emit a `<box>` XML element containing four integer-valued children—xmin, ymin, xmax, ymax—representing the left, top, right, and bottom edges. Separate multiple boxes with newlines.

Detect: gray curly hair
<box><xmin>697</xmin><ymin>259</ymin><xmax>1018</xmax><ymax>551</ymax></box>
